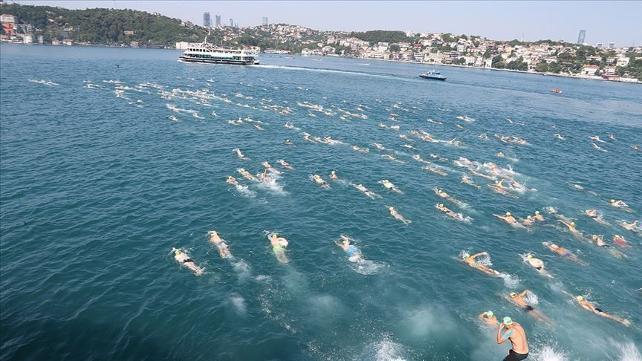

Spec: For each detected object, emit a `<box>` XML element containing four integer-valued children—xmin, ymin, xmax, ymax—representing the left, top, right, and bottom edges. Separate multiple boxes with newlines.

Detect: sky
<box><xmin>13</xmin><ymin>1</ymin><xmax>642</xmax><ymax>46</ymax></box>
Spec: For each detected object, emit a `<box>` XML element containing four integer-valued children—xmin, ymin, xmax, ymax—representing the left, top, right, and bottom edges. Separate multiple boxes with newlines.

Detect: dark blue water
<box><xmin>1</xmin><ymin>44</ymin><xmax>641</xmax><ymax>361</ymax></box>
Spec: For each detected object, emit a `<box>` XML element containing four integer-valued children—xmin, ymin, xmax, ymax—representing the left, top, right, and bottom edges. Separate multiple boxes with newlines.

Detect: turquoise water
<box><xmin>1</xmin><ymin>44</ymin><xmax>641</xmax><ymax>361</ymax></box>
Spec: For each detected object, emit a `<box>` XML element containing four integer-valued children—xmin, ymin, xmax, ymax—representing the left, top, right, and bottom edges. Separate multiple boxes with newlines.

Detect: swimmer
<box><xmin>352</xmin><ymin>145</ymin><xmax>369</xmax><ymax>153</ymax></box>
<box><xmin>237</xmin><ymin>168</ymin><xmax>256</xmax><ymax>181</ymax></box>
<box><xmin>354</xmin><ymin>184</ymin><xmax>378</xmax><ymax>199</ymax></box>
<box><xmin>311</xmin><ymin>174</ymin><xmax>330</xmax><ymax>189</ymax></box>
<box><xmin>379</xmin><ymin>179</ymin><xmax>402</xmax><ymax>193</ymax></box>
<box><xmin>544</xmin><ymin>206</ymin><xmax>558</xmax><ymax>214</ymax></box>
<box><xmin>283</xmin><ymin>139</ymin><xmax>294</xmax><ymax>145</ymax></box>
<box><xmin>532</xmin><ymin>211</ymin><xmax>544</xmax><ymax>222</ymax></box>
<box><xmin>558</xmin><ymin>219</ymin><xmax>584</xmax><ymax>240</ymax></box>
<box><xmin>494</xmin><ymin>212</ymin><xmax>525</xmax><ymax>228</ymax></box>
<box><xmin>521</xmin><ymin>215</ymin><xmax>535</xmax><ymax>227</ymax></box>
<box><xmin>226</xmin><ymin>176</ymin><xmax>240</xmax><ymax>186</ymax></box>
<box><xmin>435</xmin><ymin>203</ymin><xmax>471</xmax><ymax>222</ymax></box>
<box><xmin>584</xmin><ymin>209</ymin><xmax>608</xmax><ymax>225</ymax></box>
<box><xmin>433</xmin><ymin>187</ymin><xmax>449</xmax><ymax>199</ymax></box>
<box><xmin>387</xmin><ymin>206</ymin><xmax>411</xmax><ymax>225</ymax></box>
<box><xmin>172</xmin><ymin>248</ymin><xmax>204</xmax><ymax>276</ymax></box>
<box><xmin>489</xmin><ymin>179</ymin><xmax>510</xmax><ymax>195</ymax></box>
<box><xmin>479</xmin><ymin>311</ymin><xmax>499</xmax><ymax>327</ymax></box>
<box><xmin>632</xmin><ymin>144</ymin><xmax>640</xmax><ymax>151</ymax></box>
<box><xmin>496</xmin><ymin>317</ymin><xmax>529</xmax><ymax>361</ymax></box>
<box><xmin>523</xmin><ymin>253</ymin><xmax>551</xmax><ymax>277</ymax></box>
<box><xmin>461</xmin><ymin>251</ymin><xmax>500</xmax><ymax>276</ymax></box>
<box><xmin>261</xmin><ymin>161</ymin><xmax>280</xmax><ymax>174</ymax></box>
<box><xmin>267</xmin><ymin>233</ymin><xmax>289</xmax><ymax>264</ymax></box>
<box><xmin>608</xmin><ymin>133</ymin><xmax>616</xmax><ymax>141</ymax></box>
<box><xmin>609</xmin><ymin>199</ymin><xmax>632</xmax><ymax>212</ymax></box>
<box><xmin>233</xmin><ymin>148</ymin><xmax>248</xmax><ymax>160</ymax></box>
<box><xmin>335</xmin><ymin>234</ymin><xmax>363</xmax><ymax>262</ymax></box>
<box><xmin>424</xmin><ymin>165</ymin><xmax>448</xmax><ymax>176</ymax></box>
<box><xmin>590</xmin><ymin>234</ymin><xmax>607</xmax><ymax>247</ymax></box>
<box><xmin>574</xmin><ymin>296</ymin><xmax>630</xmax><ymax>327</ymax></box>
<box><xmin>506</xmin><ymin>290</ymin><xmax>550</xmax><ymax>324</ymax></box>
<box><xmin>329</xmin><ymin>170</ymin><xmax>338</xmax><ymax>180</ymax></box>
<box><xmin>554</xmin><ymin>133</ymin><xmax>566</xmax><ymax>140</ymax></box>
<box><xmin>461</xmin><ymin>174</ymin><xmax>481</xmax><ymax>189</ymax></box>
<box><xmin>589</xmin><ymin>135</ymin><xmax>605</xmax><ymax>143</ymax></box>
<box><xmin>276</xmin><ymin>159</ymin><xmax>294</xmax><ymax>170</ymax></box>
<box><xmin>592</xmin><ymin>142</ymin><xmax>607</xmax><ymax>152</ymax></box>
<box><xmin>208</xmin><ymin>230</ymin><xmax>232</xmax><ymax>259</ymax></box>
<box><xmin>618</xmin><ymin>220</ymin><xmax>640</xmax><ymax>233</ymax></box>
<box><xmin>542</xmin><ymin>241</ymin><xmax>580</xmax><ymax>263</ymax></box>
<box><xmin>612</xmin><ymin>234</ymin><xmax>630</xmax><ymax>248</ymax></box>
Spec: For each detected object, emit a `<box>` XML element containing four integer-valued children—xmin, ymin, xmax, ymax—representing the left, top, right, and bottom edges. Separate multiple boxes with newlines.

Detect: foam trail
<box><xmin>532</xmin><ymin>346</ymin><xmax>568</xmax><ymax>361</ymax></box>
<box><xmin>229</xmin><ymin>293</ymin><xmax>247</xmax><ymax>315</ymax></box>
<box><xmin>498</xmin><ymin>273</ymin><xmax>520</xmax><ymax>288</ymax></box>
<box><xmin>613</xmin><ymin>341</ymin><xmax>642</xmax><ymax>361</ymax></box>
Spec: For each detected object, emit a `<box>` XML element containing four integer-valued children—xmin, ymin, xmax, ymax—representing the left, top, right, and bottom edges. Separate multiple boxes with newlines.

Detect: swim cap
<box><xmin>535</xmin><ymin>211</ymin><xmax>540</xmax><ymax>215</ymax></box>
<box><xmin>506</xmin><ymin>212</ymin><xmax>511</xmax><ymax>216</ymax></box>
<box><xmin>485</xmin><ymin>311</ymin><xmax>494</xmax><ymax>317</ymax></box>
<box><xmin>526</xmin><ymin>254</ymin><xmax>533</xmax><ymax>259</ymax></box>
<box><xmin>503</xmin><ymin>317</ymin><xmax>513</xmax><ymax>325</ymax></box>
<box><xmin>576</xmin><ymin>296</ymin><xmax>584</xmax><ymax>302</ymax></box>
<box><xmin>510</xmin><ymin>292</ymin><xmax>516</xmax><ymax>297</ymax></box>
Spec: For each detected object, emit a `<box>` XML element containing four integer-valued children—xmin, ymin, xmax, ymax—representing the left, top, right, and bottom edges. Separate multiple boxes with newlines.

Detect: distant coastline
<box><xmin>2</xmin><ymin>42</ymin><xmax>639</xmax><ymax>85</ymax></box>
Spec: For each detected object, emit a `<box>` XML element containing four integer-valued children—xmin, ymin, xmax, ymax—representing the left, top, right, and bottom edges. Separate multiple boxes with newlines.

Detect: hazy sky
<box><xmin>14</xmin><ymin>1</ymin><xmax>642</xmax><ymax>46</ymax></box>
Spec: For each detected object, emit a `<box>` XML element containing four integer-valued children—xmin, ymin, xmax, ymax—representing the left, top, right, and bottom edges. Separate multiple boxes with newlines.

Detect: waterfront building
<box><xmin>1</xmin><ymin>13</ymin><xmax>15</xmax><ymax>36</ymax></box>
<box><xmin>581</xmin><ymin>64</ymin><xmax>599</xmax><ymax>76</ymax></box>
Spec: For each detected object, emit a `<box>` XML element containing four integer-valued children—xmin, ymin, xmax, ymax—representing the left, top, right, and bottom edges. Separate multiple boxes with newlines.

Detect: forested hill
<box><xmin>1</xmin><ymin>3</ymin><xmax>207</xmax><ymax>46</ymax></box>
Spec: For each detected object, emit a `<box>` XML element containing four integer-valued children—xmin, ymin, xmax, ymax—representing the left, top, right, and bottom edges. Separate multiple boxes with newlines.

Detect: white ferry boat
<box><xmin>179</xmin><ymin>37</ymin><xmax>259</xmax><ymax>65</ymax></box>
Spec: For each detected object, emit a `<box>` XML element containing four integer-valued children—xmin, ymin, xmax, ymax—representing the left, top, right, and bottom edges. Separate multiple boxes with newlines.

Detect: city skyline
<box><xmin>12</xmin><ymin>0</ymin><xmax>642</xmax><ymax>46</ymax></box>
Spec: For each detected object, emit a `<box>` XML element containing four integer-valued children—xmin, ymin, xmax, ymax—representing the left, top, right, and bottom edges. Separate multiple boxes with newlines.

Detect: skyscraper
<box><xmin>229</xmin><ymin>18</ymin><xmax>234</xmax><ymax>27</ymax></box>
<box><xmin>203</xmin><ymin>12</ymin><xmax>211</xmax><ymax>28</ymax></box>
<box><xmin>577</xmin><ymin>30</ymin><xmax>586</xmax><ymax>44</ymax></box>
<box><xmin>215</xmin><ymin>15</ymin><xmax>221</xmax><ymax>27</ymax></box>
<box><xmin>262</xmin><ymin>17</ymin><xmax>268</xmax><ymax>26</ymax></box>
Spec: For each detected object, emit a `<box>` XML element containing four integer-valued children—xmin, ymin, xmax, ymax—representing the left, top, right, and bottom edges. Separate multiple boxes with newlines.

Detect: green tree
<box><xmin>389</xmin><ymin>44</ymin><xmax>400</xmax><ymax>52</ymax></box>
<box><xmin>492</xmin><ymin>55</ymin><xmax>505</xmax><ymax>69</ymax></box>
<box><xmin>534</xmin><ymin>62</ymin><xmax>549</xmax><ymax>73</ymax></box>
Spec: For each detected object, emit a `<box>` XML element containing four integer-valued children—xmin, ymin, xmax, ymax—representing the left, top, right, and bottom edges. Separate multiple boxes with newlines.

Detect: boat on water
<box><xmin>419</xmin><ymin>71</ymin><xmax>447</xmax><ymax>81</ymax></box>
<box><xmin>551</xmin><ymin>88</ymin><xmax>563</xmax><ymax>94</ymax></box>
<box><xmin>179</xmin><ymin>37</ymin><xmax>259</xmax><ymax>65</ymax></box>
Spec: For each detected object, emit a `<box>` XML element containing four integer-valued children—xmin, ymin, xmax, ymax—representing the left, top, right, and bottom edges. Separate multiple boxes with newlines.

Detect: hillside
<box><xmin>1</xmin><ymin>3</ymin><xmax>207</xmax><ymax>47</ymax></box>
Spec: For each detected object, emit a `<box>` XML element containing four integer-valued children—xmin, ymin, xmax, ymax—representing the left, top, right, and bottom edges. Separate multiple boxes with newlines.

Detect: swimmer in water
<box><xmin>532</xmin><ymin>211</ymin><xmax>544</xmax><ymax>222</ymax></box>
<box><xmin>436</xmin><ymin>203</ymin><xmax>471</xmax><ymax>223</ymax></box>
<box><xmin>226</xmin><ymin>176</ymin><xmax>240</xmax><ymax>186</ymax></box>
<box><xmin>574</xmin><ymin>296</ymin><xmax>631</xmax><ymax>327</ymax></box>
<box><xmin>542</xmin><ymin>241</ymin><xmax>580</xmax><ymax>263</ymax></box>
<box><xmin>479</xmin><ymin>311</ymin><xmax>498</xmax><ymax>327</ymax></box>
<box><xmin>172</xmin><ymin>248</ymin><xmax>204</xmax><ymax>276</ymax></box>
<box><xmin>559</xmin><ymin>219</ymin><xmax>586</xmax><ymax>240</ymax></box>
<box><xmin>496</xmin><ymin>317</ymin><xmax>529</xmax><ymax>361</ymax></box>
<box><xmin>461</xmin><ymin>174</ymin><xmax>481</xmax><ymax>189</ymax></box>
<box><xmin>329</xmin><ymin>170</ymin><xmax>338</xmax><ymax>181</ymax></box>
<box><xmin>521</xmin><ymin>215</ymin><xmax>535</xmax><ymax>227</ymax></box>
<box><xmin>379</xmin><ymin>179</ymin><xmax>402</xmax><ymax>193</ymax></box>
<box><xmin>523</xmin><ymin>253</ymin><xmax>551</xmax><ymax>277</ymax></box>
<box><xmin>612</xmin><ymin>234</ymin><xmax>630</xmax><ymax>248</ymax></box>
<box><xmin>609</xmin><ymin>199</ymin><xmax>632</xmax><ymax>212</ymax></box>
<box><xmin>495</xmin><ymin>212</ymin><xmax>524</xmax><ymax>228</ymax></box>
<box><xmin>584</xmin><ymin>209</ymin><xmax>608</xmax><ymax>225</ymax></box>
<box><xmin>354</xmin><ymin>184</ymin><xmax>378</xmax><ymax>199</ymax></box>
<box><xmin>618</xmin><ymin>220</ymin><xmax>640</xmax><ymax>233</ymax></box>
<box><xmin>237</xmin><ymin>168</ymin><xmax>256</xmax><ymax>181</ymax></box>
<box><xmin>554</xmin><ymin>133</ymin><xmax>566</xmax><ymax>140</ymax></box>
<box><xmin>267</xmin><ymin>233</ymin><xmax>289</xmax><ymax>264</ymax></box>
<box><xmin>208</xmin><ymin>230</ymin><xmax>232</xmax><ymax>259</ymax></box>
<box><xmin>283</xmin><ymin>139</ymin><xmax>293</xmax><ymax>145</ymax></box>
<box><xmin>233</xmin><ymin>148</ymin><xmax>248</xmax><ymax>160</ymax></box>
<box><xmin>506</xmin><ymin>290</ymin><xmax>550</xmax><ymax>324</ymax></box>
<box><xmin>589</xmin><ymin>135</ymin><xmax>605</xmax><ymax>143</ymax></box>
<box><xmin>335</xmin><ymin>234</ymin><xmax>362</xmax><ymax>262</ymax></box>
<box><xmin>261</xmin><ymin>161</ymin><xmax>280</xmax><ymax>175</ymax></box>
<box><xmin>489</xmin><ymin>179</ymin><xmax>510</xmax><ymax>195</ymax></box>
<box><xmin>388</xmin><ymin>206</ymin><xmax>411</xmax><ymax>225</ymax></box>
<box><xmin>461</xmin><ymin>251</ymin><xmax>500</xmax><ymax>276</ymax></box>
<box><xmin>276</xmin><ymin>159</ymin><xmax>294</xmax><ymax>170</ymax></box>
<box><xmin>311</xmin><ymin>174</ymin><xmax>330</xmax><ymax>189</ymax></box>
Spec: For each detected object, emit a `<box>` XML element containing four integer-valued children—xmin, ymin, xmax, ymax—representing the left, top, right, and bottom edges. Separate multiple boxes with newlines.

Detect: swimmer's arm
<box><xmin>470</xmin><ymin>252</ymin><xmax>488</xmax><ymax>259</ymax></box>
<box><xmin>496</xmin><ymin>325</ymin><xmax>508</xmax><ymax>344</ymax></box>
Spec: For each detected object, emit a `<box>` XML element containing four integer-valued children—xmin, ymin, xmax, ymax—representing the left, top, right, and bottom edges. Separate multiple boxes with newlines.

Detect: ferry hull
<box><xmin>419</xmin><ymin>74</ymin><xmax>447</xmax><ymax>81</ymax></box>
<box><xmin>179</xmin><ymin>56</ymin><xmax>258</xmax><ymax>65</ymax></box>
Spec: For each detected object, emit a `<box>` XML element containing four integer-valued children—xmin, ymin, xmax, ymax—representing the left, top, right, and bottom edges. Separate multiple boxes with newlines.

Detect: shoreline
<box><xmin>2</xmin><ymin>42</ymin><xmax>639</xmax><ymax>85</ymax></box>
